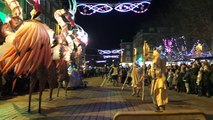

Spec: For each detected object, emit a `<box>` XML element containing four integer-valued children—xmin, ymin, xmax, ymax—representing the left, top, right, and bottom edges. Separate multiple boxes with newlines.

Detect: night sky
<box><xmin>74</xmin><ymin>0</ymin><xmax>162</xmax><ymax>50</ymax></box>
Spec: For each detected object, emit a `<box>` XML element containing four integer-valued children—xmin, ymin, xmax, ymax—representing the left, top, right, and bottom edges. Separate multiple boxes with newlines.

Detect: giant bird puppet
<box><xmin>0</xmin><ymin>0</ymin><xmax>88</xmax><ymax>113</ymax></box>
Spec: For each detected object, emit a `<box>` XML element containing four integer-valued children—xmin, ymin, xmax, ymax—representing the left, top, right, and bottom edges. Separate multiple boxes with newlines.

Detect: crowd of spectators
<box><xmin>91</xmin><ymin>60</ymin><xmax>213</xmax><ymax>98</ymax></box>
<box><xmin>83</xmin><ymin>64</ymin><xmax>132</xmax><ymax>83</ymax></box>
<box><xmin>71</xmin><ymin>60</ymin><xmax>213</xmax><ymax>99</ymax></box>
<box><xmin>2</xmin><ymin>60</ymin><xmax>212</xmax><ymax>99</ymax></box>
<box><xmin>164</xmin><ymin>60</ymin><xmax>213</xmax><ymax>97</ymax></box>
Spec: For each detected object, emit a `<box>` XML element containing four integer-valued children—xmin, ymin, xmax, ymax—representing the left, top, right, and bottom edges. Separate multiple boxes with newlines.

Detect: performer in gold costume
<box><xmin>150</xmin><ymin>49</ymin><xmax>168</xmax><ymax>111</ymax></box>
<box><xmin>131</xmin><ymin>63</ymin><xmax>141</xmax><ymax>97</ymax></box>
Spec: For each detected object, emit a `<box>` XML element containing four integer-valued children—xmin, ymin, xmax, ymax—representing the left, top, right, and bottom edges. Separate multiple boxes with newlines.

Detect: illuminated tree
<box><xmin>169</xmin><ymin>0</ymin><xmax>213</xmax><ymax>50</ymax></box>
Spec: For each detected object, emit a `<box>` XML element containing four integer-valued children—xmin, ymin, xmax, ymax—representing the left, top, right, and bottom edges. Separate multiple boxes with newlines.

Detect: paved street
<box><xmin>0</xmin><ymin>76</ymin><xmax>213</xmax><ymax>120</ymax></box>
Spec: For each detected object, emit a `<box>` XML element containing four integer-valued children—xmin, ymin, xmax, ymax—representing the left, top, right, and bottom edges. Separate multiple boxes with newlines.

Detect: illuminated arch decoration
<box><xmin>77</xmin><ymin>3</ymin><xmax>113</xmax><ymax>15</ymax></box>
<box><xmin>77</xmin><ymin>0</ymin><xmax>151</xmax><ymax>15</ymax></box>
<box><xmin>98</xmin><ymin>49</ymin><xmax>123</xmax><ymax>55</ymax></box>
<box><xmin>114</xmin><ymin>1</ymin><xmax>151</xmax><ymax>13</ymax></box>
<box><xmin>103</xmin><ymin>55</ymin><xmax>119</xmax><ymax>59</ymax></box>
<box><xmin>96</xmin><ymin>60</ymin><xmax>107</xmax><ymax>63</ymax></box>
<box><xmin>98</xmin><ymin>50</ymin><xmax>111</xmax><ymax>55</ymax></box>
<box><xmin>98</xmin><ymin>49</ymin><xmax>123</xmax><ymax>59</ymax></box>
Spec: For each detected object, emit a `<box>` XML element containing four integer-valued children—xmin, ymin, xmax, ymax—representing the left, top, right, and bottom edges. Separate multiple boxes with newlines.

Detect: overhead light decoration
<box><xmin>77</xmin><ymin>3</ymin><xmax>113</xmax><ymax>15</ymax></box>
<box><xmin>96</xmin><ymin>60</ymin><xmax>107</xmax><ymax>63</ymax></box>
<box><xmin>98</xmin><ymin>50</ymin><xmax>111</xmax><ymax>55</ymax></box>
<box><xmin>114</xmin><ymin>1</ymin><xmax>150</xmax><ymax>13</ymax></box>
<box><xmin>103</xmin><ymin>55</ymin><xmax>119</xmax><ymax>59</ymax></box>
<box><xmin>77</xmin><ymin>0</ymin><xmax>151</xmax><ymax>15</ymax></box>
<box><xmin>111</xmin><ymin>49</ymin><xmax>123</xmax><ymax>54</ymax></box>
<box><xmin>98</xmin><ymin>49</ymin><xmax>123</xmax><ymax>55</ymax></box>
<box><xmin>97</xmin><ymin>49</ymin><xmax>123</xmax><ymax>60</ymax></box>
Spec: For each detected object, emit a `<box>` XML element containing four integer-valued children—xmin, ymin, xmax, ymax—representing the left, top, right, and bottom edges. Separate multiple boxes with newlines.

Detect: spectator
<box><xmin>209</xmin><ymin>64</ymin><xmax>213</xmax><ymax>97</ymax></box>
<box><xmin>167</xmin><ymin>68</ymin><xmax>174</xmax><ymax>90</ymax></box>
<box><xmin>118</xmin><ymin>66</ymin><xmax>123</xmax><ymax>83</ymax></box>
<box><xmin>120</xmin><ymin>67</ymin><xmax>127</xmax><ymax>84</ymax></box>
<box><xmin>102</xmin><ymin>65</ymin><xmax>109</xmax><ymax>79</ymax></box>
<box><xmin>197</xmin><ymin>67</ymin><xmax>203</xmax><ymax>96</ymax></box>
<box><xmin>146</xmin><ymin>64</ymin><xmax>152</xmax><ymax>86</ymax></box>
<box><xmin>202</xmin><ymin>64</ymin><xmax>211</xmax><ymax>97</ymax></box>
<box><xmin>183</xmin><ymin>66</ymin><xmax>191</xmax><ymax>94</ymax></box>
<box><xmin>177</xmin><ymin>64</ymin><xmax>186</xmax><ymax>93</ymax></box>
<box><xmin>110</xmin><ymin>63</ymin><xmax>118</xmax><ymax>86</ymax></box>
<box><xmin>191</xmin><ymin>63</ymin><xmax>199</xmax><ymax>94</ymax></box>
<box><xmin>172</xmin><ymin>69</ymin><xmax>179</xmax><ymax>91</ymax></box>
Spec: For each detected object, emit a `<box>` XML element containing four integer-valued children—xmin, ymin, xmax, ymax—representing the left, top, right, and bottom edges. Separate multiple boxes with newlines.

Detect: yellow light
<box><xmin>134</xmin><ymin>48</ymin><xmax>137</xmax><ymax>55</ymax></box>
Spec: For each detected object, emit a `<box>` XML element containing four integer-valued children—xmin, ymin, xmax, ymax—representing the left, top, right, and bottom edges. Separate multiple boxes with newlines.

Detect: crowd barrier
<box><xmin>113</xmin><ymin>110</ymin><xmax>206</xmax><ymax>120</ymax></box>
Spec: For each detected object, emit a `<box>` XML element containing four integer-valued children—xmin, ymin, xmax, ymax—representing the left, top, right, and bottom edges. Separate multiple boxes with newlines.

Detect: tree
<box><xmin>169</xmin><ymin>0</ymin><xmax>213</xmax><ymax>50</ymax></box>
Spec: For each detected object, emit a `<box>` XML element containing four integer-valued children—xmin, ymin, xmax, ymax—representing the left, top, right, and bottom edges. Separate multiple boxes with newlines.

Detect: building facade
<box><xmin>120</xmin><ymin>41</ymin><xmax>133</xmax><ymax>65</ymax></box>
<box><xmin>132</xmin><ymin>27</ymin><xmax>173</xmax><ymax>62</ymax></box>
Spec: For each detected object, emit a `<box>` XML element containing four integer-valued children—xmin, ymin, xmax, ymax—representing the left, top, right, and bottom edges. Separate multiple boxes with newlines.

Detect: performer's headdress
<box><xmin>30</xmin><ymin>9</ymin><xmax>41</xmax><ymax>19</ymax></box>
<box><xmin>152</xmin><ymin>50</ymin><xmax>166</xmax><ymax>74</ymax></box>
<box><xmin>27</xmin><ymin>0</ymin><xmax>41</xmax><ymax>19</ymax></box>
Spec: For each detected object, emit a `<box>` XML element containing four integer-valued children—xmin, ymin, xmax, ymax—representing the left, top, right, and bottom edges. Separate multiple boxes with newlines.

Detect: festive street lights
<box><xmin>77</xmin><ymin>0</ymin><xmax>151</xmax><ymax>15</ymax></box>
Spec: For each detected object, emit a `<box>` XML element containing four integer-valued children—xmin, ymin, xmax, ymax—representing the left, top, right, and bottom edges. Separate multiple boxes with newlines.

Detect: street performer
<box><xmin>131</xmin><ymin>62</ymin><xmax>141</xmax><ymax>97</ymax></box>
<box><xmin>150</xmin><ymin>49</ymin><xmax>168</xmax><ymax>111</ymax></box>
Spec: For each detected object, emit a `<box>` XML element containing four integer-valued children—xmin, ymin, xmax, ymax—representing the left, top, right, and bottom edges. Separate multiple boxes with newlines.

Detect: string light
<box><xmin>112</xmin><ymin>49</ymin><xmax>123</xmax><ymax>54</ymax></box>
<box><xmin>190</xmin><ymin>40</ymin><xmax>212</xmax><ymax>58</ymax></box>
<box><xmin>98</xmin><ymin>50</ymin><xmax>111</xmax><ymax>55</ymax></box>
<box><xmin>96</xmin><ymin>60</ymin><xmax>107</xmax><ymax>63</ymax></box>
<box><xmin>163</xmin><ymin>36</ymin><xmax>212</xmax><ymax>60</ymax></box>
<box><xmin>103</xmin><ymin>55</ymin><xmax>119</xmax><ymax>59</ymax></box>
<box><xmin>163</xmin><ymin>38</ymin><xmax>173</xmax><ymax>54</ymax></box>
<box><xmin>162</xmin><ymin>36</ymin><xmax>190</xmax><ymax>61</ymax></box>
<box><xmin>77</xmin><ymin>3</ymin><xmax>113</xmax><ymax>15</ymax></box>
<box><xmin>77</xmin><ymin>0</ymin><xmax>151</xmax><ymax>15</ymax></box>
<box><xmin>114</xmin><ymin>1</ymin><xmax>150</xmax><ymax>13</ymax></box>
<box><xmin>98</xmin><ymin>49</ymin><xmax>123</xmax><ymax>55</ymax></box>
